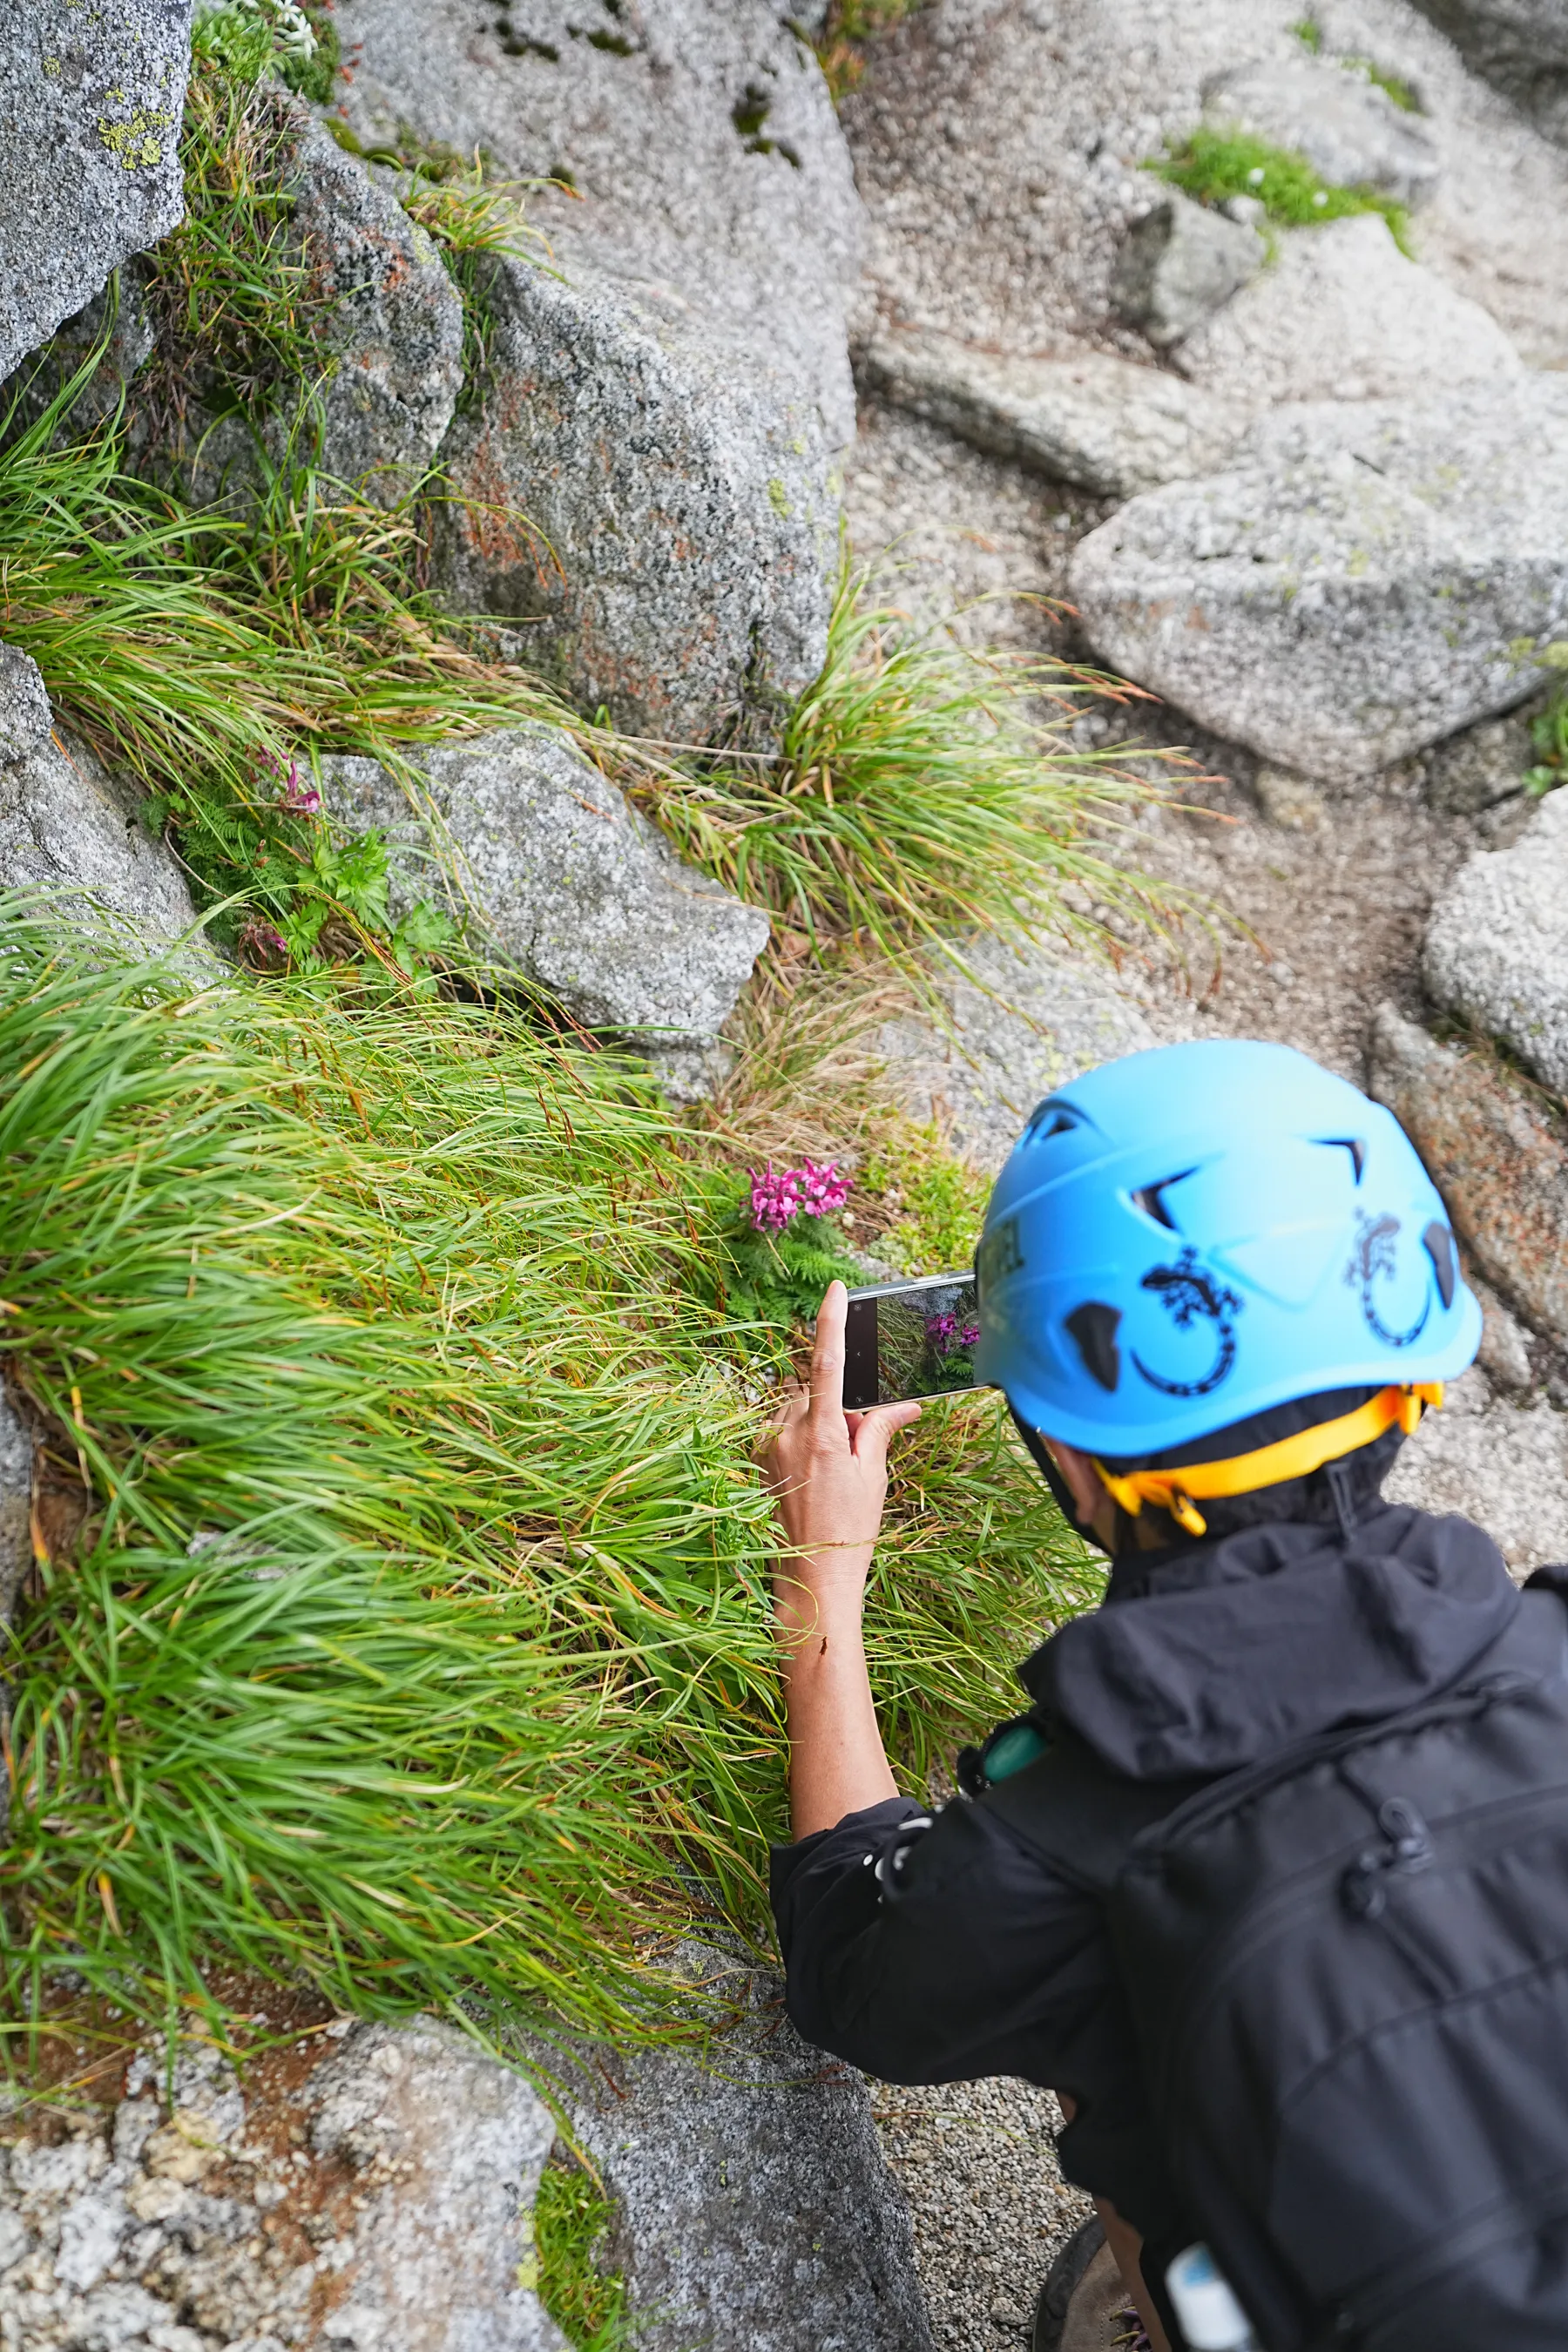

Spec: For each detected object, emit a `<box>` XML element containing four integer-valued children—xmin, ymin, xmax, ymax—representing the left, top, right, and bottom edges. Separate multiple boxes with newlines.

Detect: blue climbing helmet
<box><xmin>972</xmin><ymin>1038</ymin><xmax>1480</xmax><ymax>1465</ymax></box>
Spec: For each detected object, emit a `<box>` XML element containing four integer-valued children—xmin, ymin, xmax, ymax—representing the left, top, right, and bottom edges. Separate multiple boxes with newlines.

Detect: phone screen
<box><xmin>842</xmin><ymin>1272</ymin><xmax>982</xmax><ymax>1410</ymax></box>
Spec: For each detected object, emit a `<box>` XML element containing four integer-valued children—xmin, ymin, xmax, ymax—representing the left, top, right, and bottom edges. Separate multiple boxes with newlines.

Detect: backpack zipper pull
<box><xmin>1341</xmin><ymin>1797</ymin><xmax>1433</xmax><ymax>1919</ymax></box>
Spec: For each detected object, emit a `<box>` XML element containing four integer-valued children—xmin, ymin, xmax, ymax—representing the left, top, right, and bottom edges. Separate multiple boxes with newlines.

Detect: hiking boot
<box><xmin>1033</xmin><ymin>2215</ymin><xmax>1151</xmax><ymax>2352</ymax></box>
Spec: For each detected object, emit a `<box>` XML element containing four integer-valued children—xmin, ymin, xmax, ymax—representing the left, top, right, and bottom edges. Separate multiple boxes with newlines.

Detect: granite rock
<box><xmin>1178</xmin><ymin>213</ymin><xmax>1522</xmax><ymax>404</ymax></box>
<box><xmin>1069</xmin><ymin>375</ymin><xmax>1568</xmax><ymax>784</ymax></box>
<box><xmin>1369</xmin><ymin>1002</ymin><xmax>1568</xmax><ymax>1348</ymax></box>
<box><xmin>551</xmin><ymin>1951</ymin><xmax>931</xmax><ymax>2352</ymax></box>
<box><xmin>1203</xmin><ymin>51</ymin><xmax>1441</xmax><ymax>207</ymax></box>
<box><xmin>431</xmin><ymin>250</ymin><xmax>837</xmax><ymax>741</ymax></box>
<box><xmin>858</xmin><ymin>328</ymin><xmax>1252</xmax><ymax>499</ymax></box>
<box><xmin>1112</xmin><ymin>184</ymin><xmax>1267</xmax><ymax>349</ymax></box>
<box><xmin>880</xmin><ymin>932</ymin><xmax>1158</xmax><ymax>1177</ymax></box>
<box><xmin>304</xmin><ymin>2022</ymin><xmax>563</xmax><ymax>2350</ymax></box>
<box><xmin>0</xmin><ymin>2021</ymin><xmax>564</xmax><ymax>2350</ymax></box>
<box><xmin>1425</xmin><ymin>701</ymin><xmax>1541</xmax><ymax>815</ymax></box>
<box><xmin>0</xmin><ymin>0</ymin><xmax>191</xmax><ymax>384</ymax></box>
<box><xmin>1423</xmin><ymin>785</ymin><xmax>1568</xmax><ymax>1096</ymax></box>
<box><xmin>1410</xmin><ymin>0</ymin><xmax>1568</xmax><ymax>146</ymax></box>
<box><xmin>318</xmin><ymin>729</ymin><xmax>768</xmax><ymax>1045</ymax></box>
<box><xmin>126</xmin><ymin>110</ymin><xmax>463</xmax><ymax>509</ymax></box>
<box><xmin>0</xmin><ymin>1388</ymin><xmax>29</xmax><ymax>1632</ymax></box>
<box><xmin>328</xmin><ymin>0</ymin><xmax>862</xmax><ymax>452</ymax></box>
<box><xmin>328</xmin><ymin>0</ymin><xmax>855</xmax><ymax>739</ymax></box>
<box><xmin>0</xmin><ymin>645</ymin><xmax>214</xmax><ymax>967</ymax></box>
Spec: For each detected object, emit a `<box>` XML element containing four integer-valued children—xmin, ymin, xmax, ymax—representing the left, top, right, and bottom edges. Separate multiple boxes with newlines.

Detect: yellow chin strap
<box><xmin>1094</xmin><ymin>1382</ymin><xmax>1445</xmax><ymax>1538</ymax></box>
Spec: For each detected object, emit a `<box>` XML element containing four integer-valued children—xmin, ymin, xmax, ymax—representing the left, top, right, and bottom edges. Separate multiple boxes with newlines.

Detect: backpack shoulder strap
<box><xmin>980</xmin><ymin>1586</ymin><xmax>1568</xmax><ymax>1894</ymax></box>
<box><xmin>978</xmin><ymin>1728</ymin><xmax>1207</xmax><ymax>1894</ymax></box>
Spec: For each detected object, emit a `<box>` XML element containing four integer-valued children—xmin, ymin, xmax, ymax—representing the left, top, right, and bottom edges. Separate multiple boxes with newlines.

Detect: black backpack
<box><xmin>986</xmin><ymin>1582</ymin><xmax>1568</xmax><ymax>2350</ymax></box>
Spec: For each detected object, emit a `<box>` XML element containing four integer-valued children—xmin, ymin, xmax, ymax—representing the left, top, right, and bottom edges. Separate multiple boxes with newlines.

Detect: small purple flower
<box><xmin>926</xmin><ymin>1312</ymin><xmax>980</xmax><ymax>1358</ymax></box>
<box><xmin>797</xmin><ymin>1158</ymin><xmax>850</xmax><ymax>1219</ymax></box>
<box><xmin>260</xmin><ymin>748</ymin><xmax>321</xmax><ymax>814</ymax></box>
<box><xmin>749</xmin><ymin>1163</ymin><xmax>804</xmax><ymax>1233</ymax></box>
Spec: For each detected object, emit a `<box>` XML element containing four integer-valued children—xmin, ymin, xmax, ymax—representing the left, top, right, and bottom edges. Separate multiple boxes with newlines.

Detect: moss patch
<box><xmin>1154</xmin><ymin>126</ymin><xmax>1413</xmax><ymax>256</ymax></box>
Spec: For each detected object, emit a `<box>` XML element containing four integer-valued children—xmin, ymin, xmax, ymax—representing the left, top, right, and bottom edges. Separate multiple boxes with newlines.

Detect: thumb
<box><xmin>850</xmin><ymin>1399</ymin><xmax>923</xmax><ymax>1469</ymax></box>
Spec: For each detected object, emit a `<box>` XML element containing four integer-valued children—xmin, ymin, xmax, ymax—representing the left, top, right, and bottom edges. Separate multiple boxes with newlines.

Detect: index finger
<box><xmin>808</xmin><ymin>1280</ymin><xmax>848</xmax><ymax>1423</ymax></box>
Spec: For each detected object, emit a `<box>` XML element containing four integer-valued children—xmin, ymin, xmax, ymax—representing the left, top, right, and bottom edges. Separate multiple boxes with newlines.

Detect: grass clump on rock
<box><xmin>1156</xmin><ymin>126</ymin><xmax>1413</xmax><ymax>254</ymax></box>
<box><xmin>0</xmin><ymin>917</ymin><xmax>1100</xmax><ymax>2053</ymax></box>
<box><xmin>623</xmin><ymin>556</ymin><xmax>1163</xmax><ymax>979</ymax></box>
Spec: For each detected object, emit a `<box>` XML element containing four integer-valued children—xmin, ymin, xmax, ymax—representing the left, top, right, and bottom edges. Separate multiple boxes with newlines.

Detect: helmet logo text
<box><xmin>1132</xmin><ymin>1247</ymin><xmax>1241</xmax><ymax>1398</ymax></box>
<box><xmin>1346</xmin><ymin>1212</ymin><xmax>1430</xmax><ymax>1348</ymax></box>
<box><xmin>977</xmin><ymin>1216</ymin><xmax>1024</xmax><ymax>1296</ymax></box>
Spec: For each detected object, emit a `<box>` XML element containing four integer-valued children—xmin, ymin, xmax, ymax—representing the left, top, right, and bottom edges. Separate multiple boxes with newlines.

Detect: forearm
<box><xmin>777</xmin><ymin>1573</ymin><xmax>897</xmax><ymax>1838</ymax></box>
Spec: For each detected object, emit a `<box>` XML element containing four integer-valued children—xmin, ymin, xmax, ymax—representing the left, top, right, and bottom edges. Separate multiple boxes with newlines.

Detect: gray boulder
<box><xmin>0</xmin><ymin>645</ymin><xmax>214</xmax><ymax>966</ymax></box>
<box><xmin>1369</xmin><ymin>1003</ymin><xmax>1568</xmax><ymax>1348</ymax></box>
<box><xmin>1203</xmin><ymin>52</ymin><xmax>1441</xmax><ymax>208</ymax></box>
<box><xmin>1178</xmin><ymin>213</ymin><xmax>1522</xmax><ymax>405</ymax></box>
<box><xmin>551</xmin><ymin>1954</ymin><xmax>931</xmax><ymax>2352</ymax></box>
<box><xmin>330</xmin><ymin>0</ymin><xmax>861</xmax><ymax>449</ymax></box>
<box><xmin>275</xmin><ymin>118</ymin><xmax>466</xmax><ymax>502</ymax></box>
<box><xmin>433</xmin><ymin>253</ymin><xmax>837</xmax><ymax>743</ymax></box>
<box><xmin>880</xmin><ymin>932</ymin><xmax>1159</xmax><ymax>1177</ymax></box>
<box><xmin>1410</xmin><ymin>0</ymin><xmax>1568</xmax><ymax>145</ymax></box>
<box><xmin>0</xmin><ymin>0</ymin><xmax>191</xmax><ymax>384</ymax></box>
<box><xmin>305</xmin><ymin>2021</ymin><xmax>564</xmax><ymax>2350</ymax></box>
<box><xmin>1112</xmin><ymin>186</ymin><xmax>1267</xmax><ymax>351</ymax></box>
<box><xmin>318</xmin><ymin>728</ymin><xmax>768</xmax><ymax>1046</ymax></box>
<box><xmin>1068</xmin><ymin>375</ymin><xmax>1568</xmax><ymax>784</ymax></box>
<box><xmin>0</xmin><ymin>1389</ymin><xmax>29</xmax><ymax>1633</ymax></box>
<box><xmin>328</xmin><ymin>0</ymin><xmax>858</xmax><ymax>740</ymax></box>
<box><xmin>859</xmin><ymin>328</ymin><xmax>1252</xmax><ymax>501</ymax></box>
<box><xmin>0</xmin><ymin>2019</ymin><xmax>564</xmax><ymax>2349</ymax></box>
<box><xmin>1423</xmin><ymin>785</ymin><xmax>1568</xmax><ymax>1096</ymax></box>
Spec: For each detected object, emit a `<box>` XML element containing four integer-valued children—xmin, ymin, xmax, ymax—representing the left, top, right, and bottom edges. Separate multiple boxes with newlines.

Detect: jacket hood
<box><xmin>1019</xmin><ymin>1504</ymin><xmax>1520</xmax><ymax>1781</ymax></box>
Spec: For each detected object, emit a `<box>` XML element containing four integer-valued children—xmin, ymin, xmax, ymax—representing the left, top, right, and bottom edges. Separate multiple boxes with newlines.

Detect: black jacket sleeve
<box><xmin>769</xmin><ymin>1788</ymin><xmax>1119</xmax><ymax>2091</ymax></box>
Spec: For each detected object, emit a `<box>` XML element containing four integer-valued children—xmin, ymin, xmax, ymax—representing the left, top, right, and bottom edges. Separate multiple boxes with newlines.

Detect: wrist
<box><xmin>773</xmin><ymin>1553</ymin><xmax>872</xmax><ymax>1649</ymax></box>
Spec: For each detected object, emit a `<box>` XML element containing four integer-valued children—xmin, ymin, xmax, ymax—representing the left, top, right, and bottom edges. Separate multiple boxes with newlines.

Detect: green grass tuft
<box><xmin>0</xmin><ymin>917</ymin><xmax>1101</xmax><ymax>2052</ymax></box>
<box><xmin>1155</xmin><ymin>126</ymin><xmax>1413</xmax><ymax>255</ymax></box>
<box><xmin>618</xmin><ymin>556</ymin><xmax>1168</xmax><ymax>981</ymax></box>
<box><xmin>534</xmin><ymin>2157</ymin><xmax>634</xmax><ymax>2350</ymax></box>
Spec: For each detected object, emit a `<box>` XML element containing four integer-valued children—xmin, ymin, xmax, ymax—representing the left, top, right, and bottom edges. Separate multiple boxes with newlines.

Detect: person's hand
<box><xmin>760</xmin><ymin>1281</ymin><xmax>922</xmax><ymax>1643</ymax></box>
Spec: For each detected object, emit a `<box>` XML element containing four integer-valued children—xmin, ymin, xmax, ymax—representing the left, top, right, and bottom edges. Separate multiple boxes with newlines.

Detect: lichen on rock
<box><xmin>0</xmin><ymin>0</ymin><xmax>192</xmax><ymax>384</ymax></box>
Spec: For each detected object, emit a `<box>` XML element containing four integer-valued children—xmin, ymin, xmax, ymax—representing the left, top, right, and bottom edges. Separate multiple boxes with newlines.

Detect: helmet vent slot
<box><xmin>1131</xmin><ymin>1170</ymin><xmax>1195</xmax><ymax>1232</ymax></box>
<box><xmin>1025</xmin><ymin>1100</ymin><xmax>1081</xmax><ymax>1142</ymax></box>
<box><xmin>1064</xmin><ymin>1301</ymin><xmax>1122</xmax><ymax>1392</ymax></box>
<box><xmin>1318</xmin><ymin>1136</ymin><xmax>1368</xmax><ymax>1184</ymax></box>
<box><xmin>1423</xmin><ymin>1220</ymin><xmax>1457</xmax><ymax>1309</ymax></box>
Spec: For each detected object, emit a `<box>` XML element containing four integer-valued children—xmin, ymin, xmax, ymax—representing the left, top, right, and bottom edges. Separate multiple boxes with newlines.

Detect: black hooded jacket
<box><xmin>769</xmin><ymin>1501</ymin><xmax>1523</xmax><ymax>2229</ymax></box>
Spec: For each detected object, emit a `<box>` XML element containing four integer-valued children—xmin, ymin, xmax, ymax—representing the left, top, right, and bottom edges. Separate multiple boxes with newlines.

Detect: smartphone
<box><xmin>842</xmin><ymin>1272</ymin><xmax>982</xmax><ymax>1410</ymax></box>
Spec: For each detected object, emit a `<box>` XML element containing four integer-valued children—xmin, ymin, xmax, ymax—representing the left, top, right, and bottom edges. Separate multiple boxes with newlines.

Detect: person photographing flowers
<box><xmin>763</xmin><ymin>1038</ymin><xmax>1568</xmax><ymax>2352</ymax></box>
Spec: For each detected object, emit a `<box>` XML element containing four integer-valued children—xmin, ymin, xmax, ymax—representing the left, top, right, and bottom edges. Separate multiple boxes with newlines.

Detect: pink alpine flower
<box><xmin>797</xmin><ymin>1159</ymin><xmax>850</xmax><ymax>1219</ymax></box>
<box><xmin>749</xmin><ymin>1163</ymin><xmax>804</xmax><ymax>1233</ymax></box>
<box><xmin>748</xmin><ymin>1159</ymin><xmax>851</xmax><ymax>1233</ymax></box>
